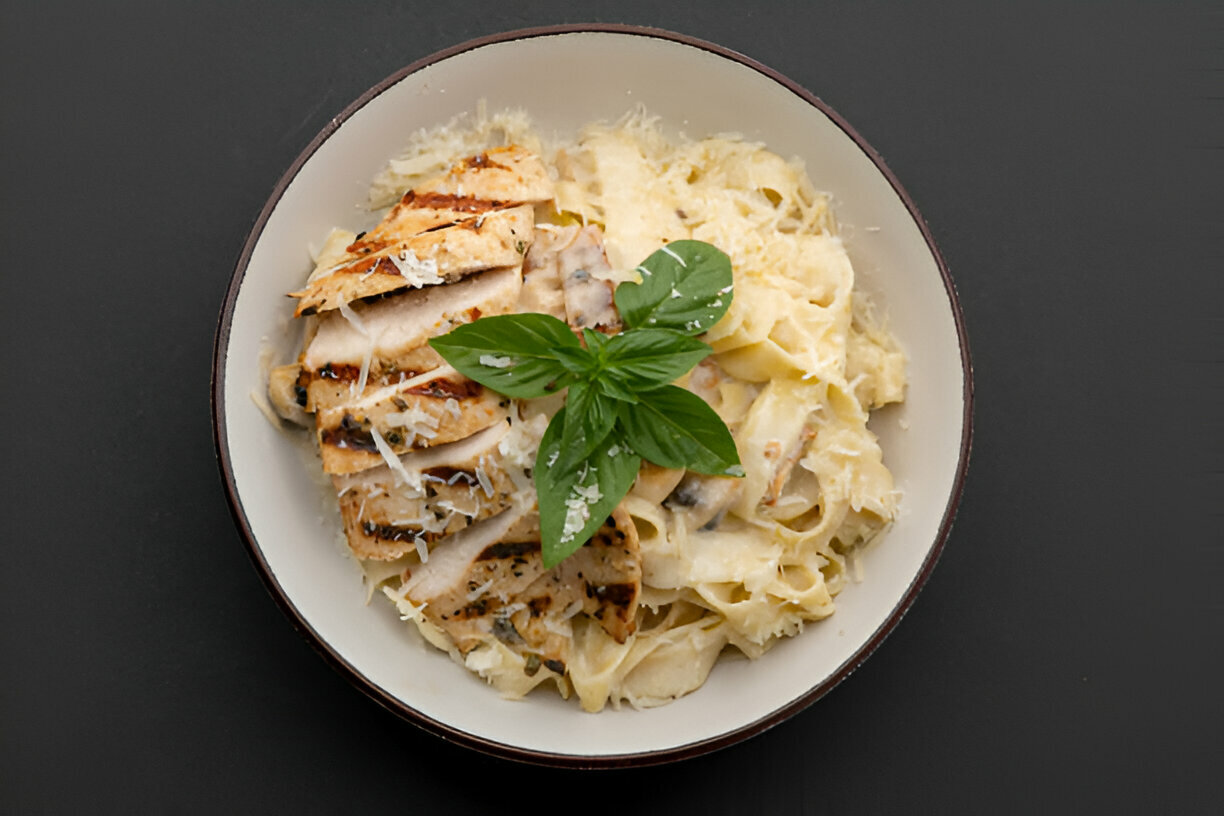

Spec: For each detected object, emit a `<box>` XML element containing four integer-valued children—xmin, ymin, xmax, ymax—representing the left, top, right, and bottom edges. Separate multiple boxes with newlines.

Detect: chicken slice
<box><xmin>415</xmin><ymin>146</ymin><xmax>555</xmax><ymax>205</ymax></box>
<box><xmin>400</xmin><ymin>507</ymin><xmax>543</xmax><ymax>652</ymax></box>
<box><xmin>290</xmin><ymin>205</ymin><xmax>533</xmax><ymax>317</ymax></box>
<box><xmin>315</xmin><ymin>366</ymin><xmax>508</xmax><ymax>475</ymax></box>
<box><xmin>521</xmin><ymin>508</ymin><xmax>642</xmax><ymax>646</ymax></box>
<box><xmin>332</xmin><ymin>422</ymin><xmax>518</xmax><ymax>560</ymax></box>
<box><xmin>305</xmin><ymin>345</ymin><xmax>449</xmax><ymax>415</ymax></box>
<box><xmin>301</xmin><ymin>265</ymin><xmax>521</xmax><ymax>411</ymax></box>
<box><xmin>267</xmin><ymin>363</ymin><xmax>310</xmax><ymax>427</ymax></box>
<box><xmin>403</xmin><ymin>507</ymin><xmax>642</xmax><ymax>672</ymax></box>
<box><xmin>354</xmin><ymin>191</ymin><xmax>511</xmax><ymax>251</ymax></box>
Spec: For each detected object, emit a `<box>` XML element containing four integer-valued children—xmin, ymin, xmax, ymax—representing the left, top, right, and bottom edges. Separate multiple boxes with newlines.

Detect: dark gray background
<box><xmin>2</xmin><ymin>1</ymin><xmax>1220</xmax><ymax>812</ymax></box>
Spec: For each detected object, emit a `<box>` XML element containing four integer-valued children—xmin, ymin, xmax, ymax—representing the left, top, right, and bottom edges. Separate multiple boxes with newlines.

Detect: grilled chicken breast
<box><xmin>273</xmin><ymin>146</ymin><xmax>646</xmax><ymax>696</ymax></box>
<box><xmin>332</xmin><ymin>422</ymin><xmax>518</xmax><ymax>560</ymax></box>
<box><xmin>402</xmin><ymin>507</ymin><xmax>642</xmax><ymax>672</ymax></box>
<box><xmin>315</xmin><ymin>366</ymin><xmax>508</xmax><ymax>475</ymax></box>
<box><xmin>301</xmin><ymin>264</ymin><xmax>522</xmax><ymax>412</ymax></box>
<box><xmin>415</xmin><ymin>145</ymin><xmax>554</xmax><ymax>204</ymax></box>
<box><xmin>290</xmin><ymin>145</ymin><xmax>552</xmax><ymax>318</ymax></box>
<box><xmin>290</xmin><ymin>205</ymin><xmax>533</xmax><ymax>317</ymax></box>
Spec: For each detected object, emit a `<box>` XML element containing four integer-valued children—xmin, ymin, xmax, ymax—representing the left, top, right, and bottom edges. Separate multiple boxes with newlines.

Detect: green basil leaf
<box><xmin>594</xmin><ymin>375</ymin><xmax>639</xmax><ymax>404</ymax></box>
<box><xmin>552</xmin><ymin>345</ymin><xmax>598</xmax><ymax>376</ymax></box>
<box><xmin>601</xmin><ymin>329</ymin><xmax>713</xmax><ymax>391</ymax></box>
<box><xmin>536</xmin><ymin>407</ymin><xmax>642</xmax><ymax>568</ymax></box>
<box><xmin>428</xmin><ymin>313</ymin><xmax>590</xmax><ymax>398</ymax></box>
<box><xmin>581</xmin><ymin>327</ymin><xmax>610</xmax><ymax>357</ymax></box>
<box><xmin>561</xmin><ymin>380</ymin><xmax>618</xmax><ymax>459</ymax></box>
<box><xmin>614</xmin><ymin>240</ymin><xmax>733</xmax><ymax>335</ymax></box>
<box><xmin>617</xmin><ymin>385</ymin><xmax>742</xmax><ymax>475</ymax></box>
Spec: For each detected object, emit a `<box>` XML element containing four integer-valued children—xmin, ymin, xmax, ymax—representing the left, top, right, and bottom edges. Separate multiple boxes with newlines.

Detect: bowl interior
<box><xmin>217</xmin><ymin>28</ymin><xmax>969</xmax><ymax>764</ymax></box>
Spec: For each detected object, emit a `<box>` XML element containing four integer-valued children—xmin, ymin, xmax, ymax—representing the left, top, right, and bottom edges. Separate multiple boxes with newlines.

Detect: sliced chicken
<box><xmin>332</xmin><ymin>422</ymin><xmax>518</xmax><ymax>560</ymax></box>
<box><xmin>415</xmin><ymin>146</ymin><xmax>555</xmax><ymax>205</ymax></box>
<box><xmin>403</xmin><ymin>507</ymin><xmax>642</xmax><ymax>671</ymax></box>
<box><xmin>274</xmin><ymin>145</ymin><xmax>651</xmax><ymax>689</ymax></box>
<box><xmin>401</xmin><ymin>507</ymin><xmax>545</xmax><ymax>653</ymax></box>
<box><xmin>315</xmin><ymin>366</ymin><xmax>508</xmax><ymax>475</ymax></box>
<box><xmin>305</xmin><ymin>345</ymin><xmax>448</xmax><ymax>414</ymax></box>
<box><xmin>533</xmin><ymin>508</ymin><xmax>642</xmax><ymax>644</ymax></box>
<box><xmin>290</xmin><ymin>205</ymin><xmax>533</xmax><ymax>317</ymax></box>
<box><xmin>354</xmin><ymin>191</ymin><xmax>511</xmax><ymax>251</ymax></box>
<box><xmin>267</xmin><ymin>363</ymin><xmax>310</xmax><ymax>427</ymax></box>
<box><xmin>301</xmin><ymin>265</ymin><xmax>522</xmax><ymax>411</ymax></box>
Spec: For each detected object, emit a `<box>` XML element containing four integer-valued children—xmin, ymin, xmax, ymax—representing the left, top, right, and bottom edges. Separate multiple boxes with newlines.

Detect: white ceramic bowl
<box><xmin>212</xmin><ymin>24</ymin><xmax>972</xmax><ymax>767</ymax></box>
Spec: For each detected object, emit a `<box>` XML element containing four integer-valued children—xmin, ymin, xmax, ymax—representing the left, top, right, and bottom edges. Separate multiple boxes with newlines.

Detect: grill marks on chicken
<box><xmin>333</xmin><ymin>422</ymin><xmax>517</xmax><ymax>560</ymax></box>
<box><xmin>403</xmin><ymin>508</ymin><xmax>642</xmax><ymax>672</ymax></box>
<box><xmin>290</xmin><ymin>146</ymin><xmax>551</xmax><ymax>318</ymax></box>
<box><xmin>291</xmin><ymin>205</ymin><xmax>534</xmax><ymax>317</ymax></box>
<box><xmin>272</xmin><ymin>146</ymin><xmax>646</xmax><ymax>691</ymax></box>
<box><xmin>415</xmin><ymin>145</ymin><xmax>555</xmax><ymax>203</ymax></box>
<box><xmin>302</xmin><ymin>265</ymin><xmax>522</xmax><ymax>405</ymax></box>
<box><xmin>315</xmin><ymin>366</ymin><xmax>507</xmax><ymax>475</ymax></box>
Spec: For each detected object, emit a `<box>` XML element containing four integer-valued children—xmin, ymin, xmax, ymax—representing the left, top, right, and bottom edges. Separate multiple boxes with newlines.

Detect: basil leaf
<box><xmin>561</xmin><ymin>380</ymin><xmax>618</xmax><ymax>459</ymax></box>
<box><xmin>536</xmin><ymin>407</ymin><xmax>642</xmax><ymax>568</ymax></box>
<box><xmin>594</xmin><ymin>375</ymin><xmax>639</xmax><ymax>404</ymax></box>
<box><xmin>617</xmin><ymin>385</ymin><xmax>742</xmax><ymax>475</ymax></box>
<box><xmin>581</xmin><ymin>327</ymin><xmax>610</xmax><ymax>356</ymax></box>
<box><xmin>552</xmin><ymin>345</ymin><xmax>600</xmax><ymax>376</ymax></box>
<box><xmin>601</xmin><ymin>329</ymin><xmax>713</xmax><ymax>391</ymax></box>
<box><xmin>428</xmin><ymin>313</ymin><xmax>589</xmax><ymax>398</ymax></box>
<box><xmin>614</xmin><ymin>240</ymin><xmax>733</xmax><ymax>335</ymax></box>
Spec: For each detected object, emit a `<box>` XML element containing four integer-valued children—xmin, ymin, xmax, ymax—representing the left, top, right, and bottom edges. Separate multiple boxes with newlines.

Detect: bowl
<box><xmin>212</xmin><ymin>24</ymin><xmax>972</xmax><ymax>767</ymax></box>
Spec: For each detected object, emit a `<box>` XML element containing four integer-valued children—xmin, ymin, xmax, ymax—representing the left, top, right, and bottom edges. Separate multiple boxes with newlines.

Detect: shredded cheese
<box><xmin>388</xmin><ymin>247</ymin><xmax>445</xmax><ymax>287</ymax></box>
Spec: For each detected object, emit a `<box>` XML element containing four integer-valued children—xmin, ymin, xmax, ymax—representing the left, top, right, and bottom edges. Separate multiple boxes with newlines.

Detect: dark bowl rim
<box><xmin>210</xmin><ymin>22</ymin><xmax>975</xmax><ymax>770</ymax></box>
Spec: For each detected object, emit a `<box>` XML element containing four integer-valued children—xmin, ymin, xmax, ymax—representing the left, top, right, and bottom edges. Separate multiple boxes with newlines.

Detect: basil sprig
<box><xmin>429</xmin><ymin>240</ymin><xmax>741</xmax><ymax>567</ymax></box>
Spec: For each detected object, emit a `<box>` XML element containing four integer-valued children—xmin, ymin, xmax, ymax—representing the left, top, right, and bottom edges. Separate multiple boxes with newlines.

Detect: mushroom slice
<box><xmin>664</xmin><ymin>473</ymin><xmax>744</xmax><ymax>531</ymax></box>
<box><xmin>557</xmin><ymin>225</ymin><xmax>622</xmax><ymax>333</ymax></box>
<box><xmin>516</xmin><ymin>225</ymin><xmax>576</xmax><ymax>321</ymax></box>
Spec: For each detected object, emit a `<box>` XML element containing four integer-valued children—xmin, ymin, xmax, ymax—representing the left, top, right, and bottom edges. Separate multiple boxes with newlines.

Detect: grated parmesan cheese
<box><xmin>337</xmin><ymin>298</ymin><xmax>374</xmax><ymax>395</ymax></box>
<box><xmin>466</xmin><ymin>579</ymin><xmax>494</xmax><ymax>602</ymax></box>
<box><xmin>478</xmin><ymin>355</ymin><xmax>514</xmax><ymax>368</ymax></box>
<box><xmin>388</xmin><ymin>247</ymin><xmax>444</xmax><ymax>287</ymax></box>
<box><xmin>475</xmin><ymin>455</ymin><xmax>494</xmax><ymax>498</ymax></box>
<box><xmin>369</xmin><ymin>426</ymin><xmax>417</xmax><ymax>490</ymax></box>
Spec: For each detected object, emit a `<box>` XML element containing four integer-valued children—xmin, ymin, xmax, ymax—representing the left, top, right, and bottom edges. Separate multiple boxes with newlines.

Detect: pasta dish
<box><xmin>262</xmin><ymin>107</ymin><xmax>905</xmax><ymax>712</ymax></box>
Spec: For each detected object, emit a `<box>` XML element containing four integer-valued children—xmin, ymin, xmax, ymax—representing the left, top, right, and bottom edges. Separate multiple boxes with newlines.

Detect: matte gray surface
<box><xmin>2</xmin><ymin>1</ymin><xmax>1219</xmax><ymax>812</ymax></box>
